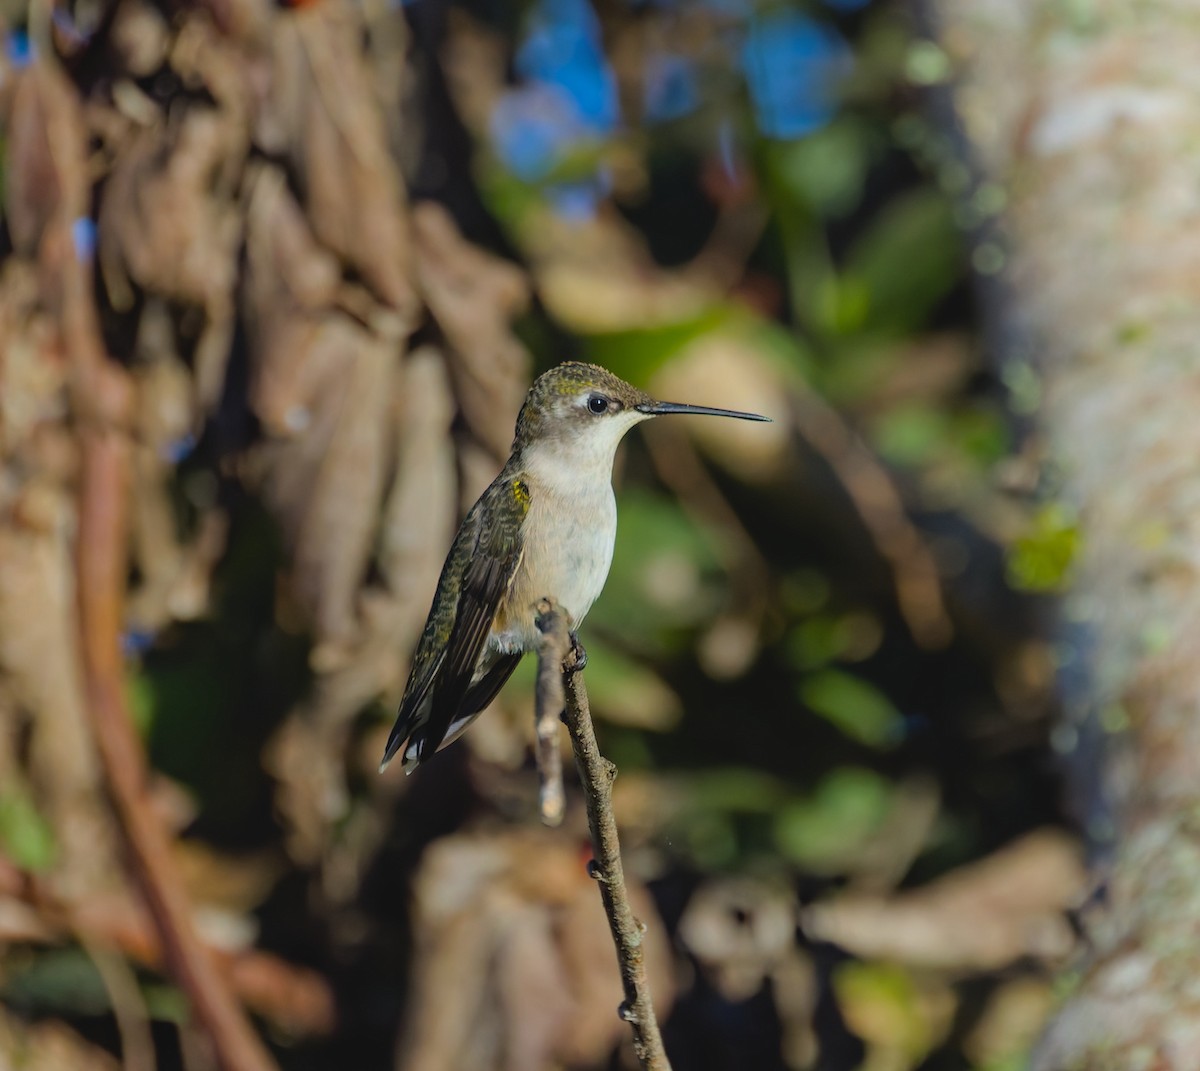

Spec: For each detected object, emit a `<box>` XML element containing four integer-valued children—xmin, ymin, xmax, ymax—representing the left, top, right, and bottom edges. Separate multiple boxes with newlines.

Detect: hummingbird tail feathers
<box><xmin>379</xmin><ymin>653</ymin><xmax>524</xmax><ymax>773</ymax></box>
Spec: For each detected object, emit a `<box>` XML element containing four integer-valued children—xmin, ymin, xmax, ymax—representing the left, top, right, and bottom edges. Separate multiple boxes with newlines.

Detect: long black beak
<box><xmin>636</xmin><ymin>401</ymin><xmax>772</xmax><ymax>422</ymax></box>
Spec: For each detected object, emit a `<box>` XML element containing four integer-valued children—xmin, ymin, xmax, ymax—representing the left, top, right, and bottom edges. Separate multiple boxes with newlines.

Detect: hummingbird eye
<box><xmin>587</xmin><ymin>394</ymin><xmax>610</xmax><ymax>415</ymax></box>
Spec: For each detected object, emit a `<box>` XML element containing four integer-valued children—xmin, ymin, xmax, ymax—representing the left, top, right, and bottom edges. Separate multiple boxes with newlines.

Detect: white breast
<box><xmin>491</xmin><ymin>440</ymin><xmax>621</xmax><ymax>653</ymax></box>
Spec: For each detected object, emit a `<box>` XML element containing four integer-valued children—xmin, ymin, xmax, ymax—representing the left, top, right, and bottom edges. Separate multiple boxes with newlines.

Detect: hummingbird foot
<box><xmin>567</xmin><ymin>630</ymin><xmax>588</xmax><ymax>672</ymax></box>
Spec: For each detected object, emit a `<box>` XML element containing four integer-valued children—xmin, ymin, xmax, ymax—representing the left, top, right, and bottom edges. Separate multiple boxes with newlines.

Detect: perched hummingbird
<box><xmin>380</xmin><ymin>362</ymin><xmax>770</xmax><ymax>772</ymax></box>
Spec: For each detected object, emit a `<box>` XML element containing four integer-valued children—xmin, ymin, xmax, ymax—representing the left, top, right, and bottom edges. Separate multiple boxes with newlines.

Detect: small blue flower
<box><xmin>6</xmin><ymin>30</ymin><xmax>34</xmax><ymax>69</ymax></box>
<box><xmin>644</xmin><ymin>53</ymin><xmax>699</xmax><ymax>123</ymax></box>
<box><xmin>517</xmin><ymin>0</ymin><xmax>619</xmax><ymax>133</ymax></box>
<box><xmin>490</xmin><ymin>0</ymin><xmax>622</xmax><ymax>222</ymax></box>
<box><xmin>490</xmin><ymin>84</ymin><xmax>585</xmax><ymax>182</ymax></box>
<box><xmin>72</xmin><ymin>217</ymin><xmax>98</xmax><ymax>262</ymax></box>
<box><xmin>741</xmin><ymin>11</ymin><xmax>852</xmax><ymax>139</ymax></box>
<box><xmin>547</xmin><ymin>181</ymin><xmax>601</xmax><ymax>222</ymax></box>
<box><xmin>161</xmin><ymin>433</ymin><xmax>197</xmax><ymax>464</ymax></box>
<box><xmin>121</xmin><ymin>629</ymin><xmax>157</xmax><ymax>657</ymax></box>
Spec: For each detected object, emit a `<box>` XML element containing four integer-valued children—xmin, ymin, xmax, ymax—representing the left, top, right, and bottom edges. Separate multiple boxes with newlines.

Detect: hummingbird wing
<box><xmin>458</xmin><ymin>653</ymin><xmax>523</xmax><ymax>719</ymax></box>
<box><xmin>381</xmin><ymin>474</ymin><xmax>529</xmax><ymax>769</ymax></box>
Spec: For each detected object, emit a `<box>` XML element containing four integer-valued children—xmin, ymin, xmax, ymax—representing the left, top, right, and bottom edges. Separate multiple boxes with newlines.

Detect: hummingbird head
<box><xmin>514</xmin><ymin>362</ymin><xmax>770</xmax><ymax>463</ymax></box>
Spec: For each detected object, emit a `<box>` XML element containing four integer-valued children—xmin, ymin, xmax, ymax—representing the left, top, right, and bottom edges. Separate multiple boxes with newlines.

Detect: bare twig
<box><xmin>81</xmin><ymin>936</ymin><xmax>157</xmax><ymax>1071</ymax></box>
<box><xmin>642</xmin><ymin>421</ymin><xmax>771</xmax><ymax>612</ymax></box>
<box><xmin>0</xmin><ymin>854</ymin><xmax>335</xmax><ymax>1037</ymax></box>
<box><xmin>50</xmin><ymin>68</ymin><xmax>277</xmax><ymax>1063</ymax></box>
<box><xmin>792</xmin><ymin>387</ymin><xmax>954</xmax><ymax>650</ymax></box>
<box><xmin>534</xmin><ymin>600</ymin><xmax>673</xmax><ymax>1071</ymax></box>
<box><xmin>533</xmin><ymin>630</ymin><xmax>566</xmax><ymax>826</ymax></box>
<box><xmin>645</xmin><ymin>383</ymin><xmax>952</xmax><ymax>652</ymax></box>
<box><xmin>73</xmin><ymin>394</ymin><xmax>279</xmax><ymax>1071</ymax></box>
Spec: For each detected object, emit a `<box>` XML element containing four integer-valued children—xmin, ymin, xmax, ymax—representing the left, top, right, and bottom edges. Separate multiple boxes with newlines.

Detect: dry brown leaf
<box><xmin>97</xmin><ymin>108</ymin><xmax>243</xmax><ymax>308</ymax></box>
<box><xmin>0</xmin><ymin>333</ymin><xmax>121</xmax><ymax>898</ymax></box>
<box><xmin>678</xmin><ymin>876</ymin><xmax>798</xmax><ymax>1003</ymax></box>
<box><xmin>259</xmin><ymin>0</ymin><xmax>417</xmax><ymax>319</ymax></box>
<box><xmin>0</xmin><ymin>123</ymin><xmax>121</xmax><ymax>897</ymax></box>
<box><xmin>677</xmin><ymin>876</ymin><xmax>820</xmax><ymax>1068</ymax></box>
<box><xmin>398</xmin><ymin>827</ymin><xmax>674</xmax><ymax>1071</ymax></box>
<box><xmin>263</xmin><ymin>701</ymin><xmax>356</xmax><ymax>867</ymax></box>
<box><xmin>803</xmin><ymin>829</ymin><xmax>1086</xmax><ymax>972</ymax></box>
<box><xmin>524</xmin><ymin>208</ymin><xmax>714</xmax><ymax>333</ymax></box>
<box><xmin>964</xmin><ymin>977</ymin><xmax>1053</xmax><ymax>1068</ymax></box>
<box><xmin>648</xmin><ymin>336</ymin><xmax>793</xmax><ymax>479</ymax></box>
<box><xmin>125</xmin><ymin>312</ymin><xmax>224</xmax><ymax>632</ymax></box>
<box><xmin>375</xmin><ymin>347</ymin><xmax>460</xmax><ymax>689</ymax></box>
<box><xmin>245</xmin><ymin>168</ymin><xmax>409</xmax><ymax>863</ymax></box>
<box><xmin>109</xmin><ymin>0</ymin><xmax>171</xmax><ymax>78</ymax></box>
<box><xmin>258</xmin><ymin>317</ymin><xmax>393</xmax><ymax>648</ymax></box>
<box><xmin>412</xmin><ymin>202</ymin><xmax>530</xmax><ymax>461</ymax></box>
<box><xmin>3</xmin><ymin>68</ymin><xmax>69</xmax><ymax>258</ymax></box>
<box><xmin>244</xmin><ymin>166</ymin><xmax>342</xmax><ymax>324</ymax></box>
<box><xmin>0</xmin><ymin>520</ymin><xmax>121</xmax><ymax>893</ymax></box>
<box><xmin>0</xmin><ymin>262</ymin><xmax>66</xmax><ymax>467</ymax></box>
<box><xmin>98</xmin><ymin>107</ymin><xmax>243</xmax><ymax>410</ymax></box>
<box><xmin>244</xmin><ymin>168</ymin><xmax>396</xmax><ymax>648</ymax></box>
<box><xmin>0</xmin><ymin>1007</ymin><xmax>121</xmax><ymax>1071</ymax></box>
<box><xmin>259</xmin><ymin>349</ymin><xmax>457</xmax><ymax>857</ymax></box>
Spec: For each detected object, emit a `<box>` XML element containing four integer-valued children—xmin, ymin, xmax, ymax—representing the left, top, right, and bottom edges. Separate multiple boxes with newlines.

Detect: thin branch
<box><xmin>642</xmin><ymin>421</ymin><xmax>772</xmax><ymax>614</ymax></box>
<box><xmin>534</xmin><ymin>600</ymin><xmax>673</xmax><ymax>1071</ymax></box>
<box><xmin>645</xmin><ymin>386</ymin><xmax>953</xmax><ymax>652</ymax></box>
<box><xmin>81</xmin><ymin>936</ymin><xmax>157</xmax><ymax>1071</ymax></box>
<box><xmin>792</xmin><ymin>386</ymin><xmax>954</xmax><ymax>650</ymax></box>
<box><xmin>74</xmin><ymin>404</ymin><xmax>279</xmax><ymax>1071</ymax></box>
<box><xmin>533</xmin><ymin>635</ymin><xmax>566</xmax><ymax>826</ymax></box>
<box><xmin>52</xmin><ymin>81</ymin><xmax>278</xmax><ymax>1061</ymax></box>
<box><xmin>0</xmin><ymin>856</ymin><xmax>335</xmax><ymax>1037</ymax></box>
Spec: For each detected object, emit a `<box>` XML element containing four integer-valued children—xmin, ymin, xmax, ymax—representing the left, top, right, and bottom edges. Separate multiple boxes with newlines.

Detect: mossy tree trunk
<box><xmin>932</xmin><ymin>2</ymin><xmax>1200</xmax><ymax>1066</ymax></box>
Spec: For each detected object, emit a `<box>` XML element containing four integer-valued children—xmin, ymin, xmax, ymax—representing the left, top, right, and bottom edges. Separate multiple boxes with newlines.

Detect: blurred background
<box><xmin>0</xmin><ymin>0</ymin><xmax>1086</xmax><ymax>1068</ymax></box>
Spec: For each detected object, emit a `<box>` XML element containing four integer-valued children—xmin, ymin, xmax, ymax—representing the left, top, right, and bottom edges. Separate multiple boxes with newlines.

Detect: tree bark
<box><xmin>930</xmin><ymin>2</ymin><xmax>1200</xmax><ymax>1066</ymax></box>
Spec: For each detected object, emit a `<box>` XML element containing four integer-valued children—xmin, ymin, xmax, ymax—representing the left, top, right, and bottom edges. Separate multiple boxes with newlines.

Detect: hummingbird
<box><xmin>380</xmin><ymin>362</ymin><xmax>770</xmax><ymax>772</ymax></box>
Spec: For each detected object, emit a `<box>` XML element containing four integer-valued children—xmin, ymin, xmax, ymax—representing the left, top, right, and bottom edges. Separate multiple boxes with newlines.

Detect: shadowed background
<box><xmin>0</xmin><ymin>0</ymin><xmax>1082</xmax><ymax>1069</ymax></box>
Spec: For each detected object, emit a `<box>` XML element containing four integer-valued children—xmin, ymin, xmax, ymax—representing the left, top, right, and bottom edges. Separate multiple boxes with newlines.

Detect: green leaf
<box><xmin>953</xmin><ymin>405</ymin><xmax>1010</xmax><ymax>467</ymax></box>
<box><xmin>0</xmin><ymin>788</ymin><xmax>57</xmax><ymax>872</ymax></box>
<box><xmin>3</xmin><ymin>948</ymin><xmax>109</xmax><ymax>1016</ymax></box>
<box><xmin>126</xmin><ymin>670</ymin><xmax>156</xmax><ymax>737</ymax></box>
<box><xmin>787</xmin><ymin>613</ymin><xmax>881</xmax><ymax>671</ymax></box>
<box><xmin>834</xmin><ymin>961</ymin><xmax>942</xmax><ymax>1066</ymax></box>
<box><xmin>872</xmin><ymin>405</ymin><xmax>952</xmax><ymax>467</ymax></box>
<box><xmin>768</xmin><ymin>121</ymin><xmax>874</xmax><ymax>219</ymax></box>
<box><xmin>905</xmin><ymin>41</ymin><xmax>952</xmax><ymax>86</ymax></box>
<box><xmin>684</xmin><ymin>768</ymin><xmax>793</xmax><ymax>814</ymax></box>
<box><xmin>589</xmin><ymin>490</ymin><xmax>724</xmax><ymax>652</ymax></box>
<box><xmin>577</xmin><ymin>638</ymin><xmax>682</xmax><ymax>731</ymax></box>
<box><xmin>1007</xmin><ymin>503</ymin><xmax>1080</xmax><ymax>593</ymax></box>
<box><xmin>680</xmin><ymin>809</ymin><xmax>739</xmax><ymax>870</ymax></box>
<box><xmin>780</xmin><ymin>569</ymin><xmax>831</xmax><ymax>617</ymax></box>
<box><xmin>799</xmin><ymin>669</ymin><xmax>904</xmax><ymax>748</ymax></box>
<box><xmin>674</xmin><ymin>769</ymin><xmax>793</xmax><ymax>869</ymax></box>
<box><xmin>774</xmin><ymin>767</ymin><xmax>891</xmax><ymax>871</ymax></box>
<box><xmin>581</xmin><ymin>304</ymin><xmax>737</xmax><ymax>384</ymax></box>
<box><xmin>812</xmin><ymin>272</ymin><xmax>872</xmax><ymax>336</ymax></box>
<box><xmin>872</xmin><ymin>401</ymin><xmax>1009</xmax><ymax>473</ymax></box>
<box><xmin>142</xmin><ymin>983</ymin><xmax>190</xmax><ymax>1023</ymax></box>
<box><xmin>844</xmin><ymin>188</ymin><xmax>963</xmax><ymax>335</ymax></box>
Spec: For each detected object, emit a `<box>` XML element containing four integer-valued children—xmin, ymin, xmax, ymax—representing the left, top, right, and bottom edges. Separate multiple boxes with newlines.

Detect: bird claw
<box><xmin>568</xmin><ymin>631</ymin><xmax>588</xmax><ymax>671</ymax></box>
